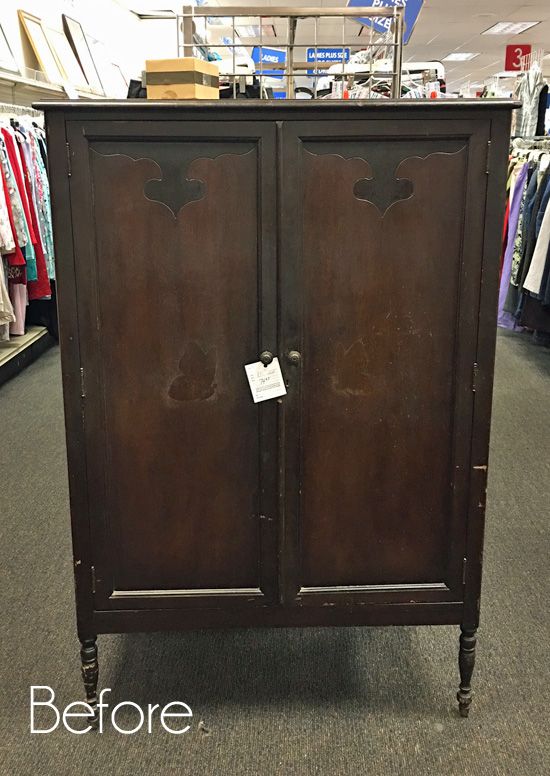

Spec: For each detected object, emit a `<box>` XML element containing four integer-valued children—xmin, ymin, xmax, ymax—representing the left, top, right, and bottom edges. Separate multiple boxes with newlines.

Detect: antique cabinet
<box><xmin>40</xmin><ymin>100</ymin><xmax>515</xmax><ymax>720</ymax></box>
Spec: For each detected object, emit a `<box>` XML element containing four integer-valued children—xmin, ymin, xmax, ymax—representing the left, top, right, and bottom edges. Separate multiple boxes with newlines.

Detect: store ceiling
<box><xmin>129</xmin><ymin>1</ymin><xmax>550</xmax><ymax>90</ymax></box>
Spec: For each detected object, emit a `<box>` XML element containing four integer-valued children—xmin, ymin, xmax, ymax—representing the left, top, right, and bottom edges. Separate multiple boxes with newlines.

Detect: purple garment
<box><xmin>498</xmin><ymin>162</ymin><xmax>528</xmax><ymax>329</ymax></box>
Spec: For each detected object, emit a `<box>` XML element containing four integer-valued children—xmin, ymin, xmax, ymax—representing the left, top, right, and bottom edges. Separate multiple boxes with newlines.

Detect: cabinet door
<box><xmin>67</xmin><ymin>120</ymin><xmax>278</xmax><ymax>610</ymax></box>
<box><xmin>280</xmin><ymin>119</ymin><xmax>490</xmax><ymax>606</ymax></box>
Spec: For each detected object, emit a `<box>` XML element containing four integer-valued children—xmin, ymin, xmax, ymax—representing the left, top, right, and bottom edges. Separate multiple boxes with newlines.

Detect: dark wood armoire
<box><xmin>40</xmin><ymin>99</ymin><xmax>516</xmax><ymax>720</ymax></box>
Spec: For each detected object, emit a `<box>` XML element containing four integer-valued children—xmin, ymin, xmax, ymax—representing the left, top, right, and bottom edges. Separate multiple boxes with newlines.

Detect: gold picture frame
<box><xmin>17</xmin><ymin>10</ymin><xmax>64</xmax><ymax>84</ymax></box>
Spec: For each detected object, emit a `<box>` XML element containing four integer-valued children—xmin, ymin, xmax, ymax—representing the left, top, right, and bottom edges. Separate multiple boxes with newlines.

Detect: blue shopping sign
<box><xmin>251</xmin><ymin>46</ymin><xmax>286</xmax><ymax>80</ymax></box>
<box><xmin>347</xmin><ymin>0</ymin><xmax>424</xmax><ymax>45</ymax></box>
<box><xmin>306</xmin><ymin>47</ymin><xmax>350</xmax><ymax>75</ymax></box>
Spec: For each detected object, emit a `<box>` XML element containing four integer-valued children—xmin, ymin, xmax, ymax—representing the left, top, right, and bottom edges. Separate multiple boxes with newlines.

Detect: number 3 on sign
<box><xmin>505</xmin><ymin>44</ymin><xmax>531</xmax><ymax>71</ymax></box>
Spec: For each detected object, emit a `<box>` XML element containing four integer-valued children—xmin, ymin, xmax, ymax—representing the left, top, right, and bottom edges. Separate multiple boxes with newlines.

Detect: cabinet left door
<box><xmin>65</xmin><ymin>119</ymin><xmax>278</xmax><ymax>610</ymax></box>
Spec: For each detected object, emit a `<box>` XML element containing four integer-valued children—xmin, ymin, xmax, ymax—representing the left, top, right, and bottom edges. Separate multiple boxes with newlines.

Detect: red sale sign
<box><xmin>505</xmin><ymin>44</ymin><xmax>531</xmax><ymax>71</ymax></box>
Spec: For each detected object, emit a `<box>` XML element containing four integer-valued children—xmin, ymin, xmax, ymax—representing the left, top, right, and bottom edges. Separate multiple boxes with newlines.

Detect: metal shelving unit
<box><xmin>178</xmin><ymin>5</ymin><xmax>404</xmax><ymax>99</ymax></box>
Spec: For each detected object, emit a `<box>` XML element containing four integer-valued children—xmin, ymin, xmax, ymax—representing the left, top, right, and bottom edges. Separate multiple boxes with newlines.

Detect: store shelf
<box><xmin>0</xmin><ymin>70</ymin><xmax>64</xmax><ymax>106</ymax></box>
<box><xmin>0</xmin><ymin>69</ymin><xmax>101</xmax><ymax>107</ymax></box>
<box><xmin>0</xmin><ymin>326</ymin><xmax>55</xmax><ymax>388</ymax></box>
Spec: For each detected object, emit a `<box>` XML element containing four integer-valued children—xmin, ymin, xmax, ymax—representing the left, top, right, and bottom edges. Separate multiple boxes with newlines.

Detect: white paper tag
<box><xmin>244</xmin><ymin>358</ymin><xmax>287</xmax><ymax>403</ymax></box>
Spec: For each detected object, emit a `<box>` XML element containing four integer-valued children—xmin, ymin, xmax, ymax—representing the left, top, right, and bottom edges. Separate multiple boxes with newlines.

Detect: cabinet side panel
<box><xmin>45</xmin><ymin>112</ymin><xmax>94</xmax><ymax>638</ymax></box>
<box><xmin>463</xmin><ymin>111</ymin><xmax>514</xmax><ymax>629</ymax></box>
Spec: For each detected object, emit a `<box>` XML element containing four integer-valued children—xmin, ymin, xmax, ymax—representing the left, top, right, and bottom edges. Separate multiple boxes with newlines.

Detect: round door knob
<box><xmin>287</xmin><ymin>350</ymin><xmax>301</xmax><ymax>365</ymax></box>
<box><xmin>260</xmin><ymin>350</ymin><xmax>274</xmax><ymax>366</ymax></box>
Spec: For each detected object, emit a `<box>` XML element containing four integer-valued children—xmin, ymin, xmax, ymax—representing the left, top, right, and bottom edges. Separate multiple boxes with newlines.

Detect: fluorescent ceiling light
<box><xmin>235</xmin><ymin>25</ymin><xmax>276</xmax><ymax>38</ymax></box>
<box><xmin>482</xmin><ymin>21</ymin><xmax>540</xmax><ymax>35</ymax></box>
<box><xmin>443</xmin><ymin>52</ymin><xmax>479</xmax><ymax>62</ymax></box>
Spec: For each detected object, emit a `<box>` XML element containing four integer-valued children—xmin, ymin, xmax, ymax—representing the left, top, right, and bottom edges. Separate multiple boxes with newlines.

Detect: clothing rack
<box><xmin>512</xmin><ymin>137</ymin><xmax>550</xmax><ymax>151</ymax></box>
<box><xmin>498</xmin><ymin>135</ymin><xmax>550</xmax><ymax>341</ymax></box>
<box><xmin>0</xmin><ymin>102</ymin><xmax>43</xmax><ymax>118</ymax></box>
<box><xmin>0</xmin><ymin>102</ymin><xmax>53</xmax><ymax>388</ymax></box>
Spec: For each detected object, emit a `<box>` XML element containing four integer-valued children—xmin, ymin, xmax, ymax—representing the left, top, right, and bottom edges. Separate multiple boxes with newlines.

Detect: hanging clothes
<box><xmin>515</xmin><ymin>166</ymin><xmax>550</xmax><ymax>298</ymax></box>
<box><xmin>0</xmin><ymin>116</ymin><xmax>54</xmax><ymax>339</ymax></box>
<box><xmin>0</xmin><ymin>259</ymin><xmax>15</xmax><ymax>325</ymax></box>
<box><xmin>498</xmin><ymin>161</ymin><xmax>528</xmax><ymax>329</ymax></box>
<box><xmin>28</xmin><ymin>131</ymin><xmax>54</xmax><ymax>278</ymax></box>
<box><xmin>536</xmin><ymin>84</ymin><xmax>549</xmax><ymax>137</ymax></box>
<box><xmin>14</xmin><ymin>128</ymin><xmax>51</xmax><ymax>300</ymax></box>
<box><xmin>512</xmin><ymin>65</ymin><xmax>546</xmax><ymax>138</ymax></box>
<box><xmin>524</xmin><ymin>184</ymin><xmax>550</xmax><ymax>293</ymax></box>
<box><xmin>0</xmin><ymin>168</ymin><xmax>14</xmax><ymax>253</ymax></box>
<box><xmin>501</xmin><ymin>139</ymin><xmax>550</xmax><ymax>338</ymax></box>
<box><xmin>0</xmin><ymin>137</ymin><xmax>28</xmax><ymax>266</ymax></box>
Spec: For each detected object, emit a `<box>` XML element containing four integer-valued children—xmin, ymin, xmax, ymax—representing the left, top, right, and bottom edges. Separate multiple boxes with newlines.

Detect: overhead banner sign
<box><xmin>306</xmin><ymin>47</ymin><xmax>350</xmax><ymax>75</ymax></box>
<box><xmin>347</xmin><ymin>0</ymin><xmax>424</xmax><ymax>45</ymax></box>
<box><xmin>251</xmin><ymin>46</ymin><xmax>286</xmax><ymax>80</ymax></box>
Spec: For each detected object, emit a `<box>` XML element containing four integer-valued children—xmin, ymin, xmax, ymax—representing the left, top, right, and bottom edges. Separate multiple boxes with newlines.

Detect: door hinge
<box><xmin>485</xmin><ymin>140</ymin><xmax>492</xmax><ymax>175</ymax></box>
<box><xmin>462</xmin><ymin>557</ymin><xmax>468</xmax><ymax>586</ymax></box>
<box><xmin>472</xmin><ymin>362</ymin><xmax>479</xmax><ymax>393</ymax></box>
<box><xmin>79</xmin><ymin>366</ymin><xmax>86</xmax><ymax>398</ymax></box>
<box><xmin>66</xmin><ymin>142</ymin><xmax>72</xmax><ymax>177</ymax></box>
<box><xmin>91</xmin><ymin>565</ymin><xmax>96</xmax><ymax>594</ymax></box>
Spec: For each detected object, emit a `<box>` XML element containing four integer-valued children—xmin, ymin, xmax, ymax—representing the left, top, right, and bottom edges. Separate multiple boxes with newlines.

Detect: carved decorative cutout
<box><xmin>91</xmin><ymin>143</ymin><xmax>255</xmax><ymax>218</ymax></box>
<box><xmin>169</xmin><ymin>342</ymin><xmax>217</xmax><ymax>401</ymax></box>
<box><xmin>354</xmin><ymin>175</ymin><xmax>413</xmax><ymax>215</ymax></box>
<box><xmin>144</xmin><ymin>171</ymin><xmax>205</xmax><ymax>216</ymax></box>
<box><xmin>332</xmin><ymin>340</ymin><xmax>370</xmax><ymax>396</ymax></box>
<box><xmin>304</xmin><ymin>140</ymin><xmax>467</xmax><ymax>218</ymax></box>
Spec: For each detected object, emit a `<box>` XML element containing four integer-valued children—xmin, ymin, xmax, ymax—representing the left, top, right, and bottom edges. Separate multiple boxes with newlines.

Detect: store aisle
<box><xmin>0</xmin><ymin>334</ymin><xmax>549</xmax><ymax>776</ymax></box>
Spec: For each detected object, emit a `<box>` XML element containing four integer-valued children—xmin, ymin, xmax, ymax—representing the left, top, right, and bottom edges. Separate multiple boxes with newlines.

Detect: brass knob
<box><xmin>287</xmin><ymin>350</ymin><xmax>301</xmax><ymax>365</ymax></box>
<box><xmin>259</xmin><ymin>350</ymin><xmax>274</xmax><ymax>366</ymax></box>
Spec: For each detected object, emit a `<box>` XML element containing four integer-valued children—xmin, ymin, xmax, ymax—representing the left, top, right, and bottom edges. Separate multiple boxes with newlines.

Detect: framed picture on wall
<box><xmin>43</xmin><ymin>26</ymin><xmax>88</xmax><ymax>89</ymax></box>
<box><xmin>62</xmin><ymin>14</ymin><xmax>104</xmax><ymax>94</ymax></box>
<box><xmin>17</xmin><ymin>11</ymin><xmax>64</xmax><ymax>84</ymax></box>
<box><xmin>0</xmin><ymin>23</ymin><xmax>20</xmax><ymax>75</ymax></box>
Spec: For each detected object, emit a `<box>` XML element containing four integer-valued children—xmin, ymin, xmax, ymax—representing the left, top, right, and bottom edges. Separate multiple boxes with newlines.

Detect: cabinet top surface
<box><xmin>35</xmin><ymin>98</ymin><xmax>519</xmax><ymax>113</ymax></box>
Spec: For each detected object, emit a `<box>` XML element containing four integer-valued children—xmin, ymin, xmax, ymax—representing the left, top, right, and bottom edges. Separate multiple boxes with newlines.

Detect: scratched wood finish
<box><xmin>41</xmin><ymin>102</ymin><xmax>513</xmax><ymax>645</ymax></box>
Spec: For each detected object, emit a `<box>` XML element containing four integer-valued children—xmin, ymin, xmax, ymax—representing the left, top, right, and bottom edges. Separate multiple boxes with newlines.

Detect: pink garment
<box><xmin>9</xmin><ymin>282</ymin><xmax>27</xmax><ymax>335</ymax></box>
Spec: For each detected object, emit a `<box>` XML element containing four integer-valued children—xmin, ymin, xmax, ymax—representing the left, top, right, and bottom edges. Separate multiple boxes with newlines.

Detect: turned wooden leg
<box><xmin>80</xmin><ymin>637</ymin><xmax>99</xmax><ymax>728</ymax></box>
<box><xmin>457</xmin><ymin>627</ymin><xmax>477</xmax><ymax>718</ymax></box>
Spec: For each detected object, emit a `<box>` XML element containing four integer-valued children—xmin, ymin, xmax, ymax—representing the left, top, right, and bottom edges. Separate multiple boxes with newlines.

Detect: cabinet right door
<box><xmin>280</xmin><ymin>118</ymin><xmax>490</xmax><ymax>607</ymax></box>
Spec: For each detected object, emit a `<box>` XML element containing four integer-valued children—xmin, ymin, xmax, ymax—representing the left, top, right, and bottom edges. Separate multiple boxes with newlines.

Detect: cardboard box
<box><xmin>145</xmin><ymin>58</ymin><xmax>220</xmax><ymax>99</ymax></box>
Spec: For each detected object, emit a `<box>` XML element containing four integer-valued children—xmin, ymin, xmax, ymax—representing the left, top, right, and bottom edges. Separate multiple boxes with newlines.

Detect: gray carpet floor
<box><xmin>0</xmin><ymin>331</ymin><xmax>549</xmax><ymax>775</ymax></box>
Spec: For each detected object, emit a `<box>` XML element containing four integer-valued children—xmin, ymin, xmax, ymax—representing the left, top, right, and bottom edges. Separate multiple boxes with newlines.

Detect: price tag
<box><xmin>244</xmin><ymin>358</ymin><xmax>287</xmax><ymax>403</ymax></box>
